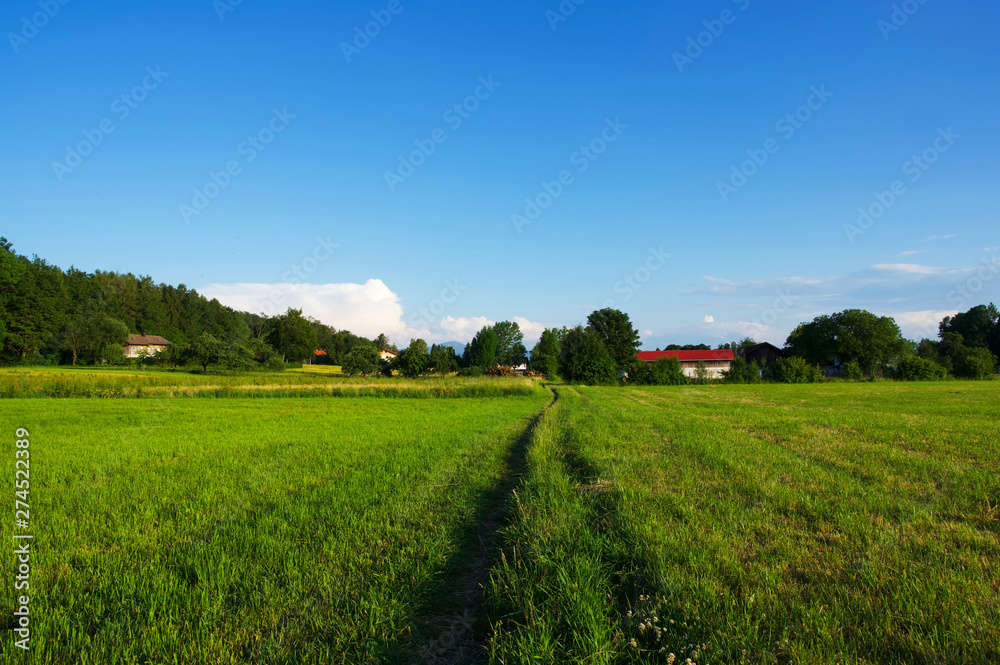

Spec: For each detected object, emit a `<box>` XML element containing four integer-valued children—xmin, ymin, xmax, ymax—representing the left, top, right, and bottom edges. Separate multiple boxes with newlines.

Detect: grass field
<box><xmin>1</xmin><ymin>393</ymin><xmax>549</xmax><ymax>663</ymax></box>
<box><xmin>2</xmin><ymin>379</ymin><xmax>997</xmax><ymax>664</ymax></box>
<box><xmin>487</xmin><ymin>383</ymin><xmax>1000</xmax><ymax>664</ymax></box>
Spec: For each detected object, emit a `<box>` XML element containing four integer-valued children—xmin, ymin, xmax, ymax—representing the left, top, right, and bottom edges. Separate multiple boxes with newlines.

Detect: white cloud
<box><xmin>870</xmin><ymin>263</ymin><xmax>955</xmax><ymax>276</ymax></box>
<box><xmin>883</xmin><ymin>310</ymin><xmax>957</xmax><ymax>340</ymax></box>
<box><xmin>202</xmin><ymin>281</ymin><xmax>411</xmax><ymax>340</ymax></box>
<box><xmin>921</xmin><ymin>234</ymin><xmax>956</xmax><ymax>242</ymax></box>
<box><xmin>439</xmin><ymin>316</ymin><xmax>494</xmax><ymax>343</ymax></box>
<box><xmin>512</xmin><ymin>316</ymin><xmax>547</xmax><ymax>344</ymax></box>
<box><xmin>897</xmin><ymin>250</ymin><xmax>927</xmax><ymax>257</ymax></box>
<box><xmin>703</xmin><ymin>315</ymin><xmax>715</xmax><ymax>323</ymax></box>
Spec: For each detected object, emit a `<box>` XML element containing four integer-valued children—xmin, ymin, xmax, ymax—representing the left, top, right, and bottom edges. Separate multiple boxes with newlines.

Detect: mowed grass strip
<box><xmin>487</xmin><ymin>382</ymin><xmax>1000</xmax><ymax>664</ymax></box>
<box><xmin>1</xmin><ymin>394</ymin><xmax>547</xmax><ymax>664</ymax></box>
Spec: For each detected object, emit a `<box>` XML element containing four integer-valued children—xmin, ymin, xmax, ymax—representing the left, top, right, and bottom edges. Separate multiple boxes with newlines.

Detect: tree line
<box><xmin>0</xmin><ymin>238</ymin><xmax>397</xmax><ymax>370</ymax></box>
<box><xmin>2</xmin><ymin>238</ymin><xmax>996</xmax><ymax>380</ymax></box>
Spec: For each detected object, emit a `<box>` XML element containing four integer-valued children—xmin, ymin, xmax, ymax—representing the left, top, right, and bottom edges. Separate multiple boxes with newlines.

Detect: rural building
<box><xmin>739</xmin><ymin>342</ymin><xmax>786</xmax><ymax>367</ymax></box>
<box><xmin>635</xmin><ymin>349</ymin><xmax>735</xmax><ymax>378</ymax></box>
<box><xmin>125</xmin><ymin>334</ymin><xmax>171</xmax><ymax>358</ymax></box>
<box><xmin>379</xmin><ymin>349</ymin><xmax>398</xmax><ymax>362</ymax></box>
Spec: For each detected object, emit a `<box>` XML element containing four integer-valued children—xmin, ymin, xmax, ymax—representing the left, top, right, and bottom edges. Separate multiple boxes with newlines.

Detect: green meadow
<box><xmin>2</xmin><ymin>374</ymin><xmax>997</xmax><ymax>664</ymax></box>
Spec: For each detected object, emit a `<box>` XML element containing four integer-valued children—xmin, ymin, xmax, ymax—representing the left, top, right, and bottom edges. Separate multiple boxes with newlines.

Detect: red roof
<box><xmin>314</xmin><ymin>349</ymin><xmax>328</xmax><ymax>356</ymax></box>
<box><xmin>636</xmin><ymin>350</ymin><xmax>735</xmax><ymax>362</ymax></box>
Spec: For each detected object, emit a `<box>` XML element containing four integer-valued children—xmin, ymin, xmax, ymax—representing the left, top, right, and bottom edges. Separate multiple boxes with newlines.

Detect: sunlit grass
<box><xmin>487</xmin><ymin>382</ymin><xmax>1000</xmax><ymax>664</ymax></box>
<box><xmin>1</xmin><ymin>394</ymin><xmax>549</xmax><ymax>663</ymax></box>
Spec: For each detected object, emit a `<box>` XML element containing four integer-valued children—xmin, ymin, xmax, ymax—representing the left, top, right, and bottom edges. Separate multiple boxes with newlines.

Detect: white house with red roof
<box><xmin>635</xmin><ymin>349</ymin><xmax>735</xmax><ymax>379</ymax></box>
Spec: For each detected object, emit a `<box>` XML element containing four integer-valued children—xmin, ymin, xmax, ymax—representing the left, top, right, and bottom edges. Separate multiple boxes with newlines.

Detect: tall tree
<box><xmin>397</xmin><ymin>339</ymin><xmax>430</xmax><ymax>378</ymax></box>
<box><xmin>940</xmin><ymin>304</ymin><xmax>999</xmax><ymax>357</ymax></box>
<box><xmin>558</xmin><ymin>326</ymin><xmax>618</xmax><ymax>385</ymax></box>
<box><xmin>493</xmin><ymin>321</ymin><xmax>526</xmax><ymax>367</ymax></box>
<box><xmin>429</xmin><ymin>344</ymin><xmax>459</xmax><ymax>376</ymax></box>
<box><xmin>266</xmin><ymin>308</ymin><xmax>318</xmax><ymax>362</ymax></box>
<box><xmin>586</xmin><ymin>308</ymin><xmax>641</xmax><ymax>371</ymax></box>
<box><xmin>529</xmin><ymin>329</ymin><xmax>561</xmax><ymax>377</ymax></box>
<box><xmin>466</xmin><ymin>326</ymin><xmax>499</xmax><ymax>370</ymax></box>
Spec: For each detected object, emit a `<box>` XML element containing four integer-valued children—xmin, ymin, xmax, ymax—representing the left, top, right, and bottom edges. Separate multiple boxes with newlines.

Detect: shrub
<box><xmin>766</xmin><ymin>356</ymin><xmax>822</xmax><ymax>384</ymax></box>
<box><xmin>457</xmin><ymin>365</ymin><xmax>485</xmax><ymax>377</ymax></box>
<box><xmin>842</xmin><ymin>361</ymin><xmax>864</xmax><ymax>381</ymax></box>
<box><xmin>954</xmin><ymin>348</ymin><xmax>998</xmax><ymax>380</ymax></box>
<box><xmin>649</xmin><ymin>357</ymin><xmax>686</xmax><ymax>385</ymax></box>
<box><xmin>892</xmin><ymin>356</ymin><xmax>948</xmax><ymax>381</ymax></box>
<box><xmin>722</xmin><ymin>356</ymin><xmax>761</xmax><ymax>384</ymax></box>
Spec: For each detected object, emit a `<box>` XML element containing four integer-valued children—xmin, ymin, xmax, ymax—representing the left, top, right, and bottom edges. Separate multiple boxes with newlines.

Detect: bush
<box><xmin>457</xmin><ymin>365</ymin><xmax>485</xmax><ymax>377</ymax></box>
<box><xmin>766</xmin><ymin>356</ymin><xmax>822</xmax><ymax>384</ymax></box>
<box><xmin>722</xmin><ymin>356</ymin><xmax>761</xmax><ymax>384</ymax></box>
<box><xmin>954</xmin><ymin>348</ymin><xmax>998</xmax><ymax>380</ymax></box>
<box><xmin>649</xmin><ymin>357</ymin><xmax>687</xmax><ymax>385</ymax></box>
<box><xmin>842</xmin><ymin>361</ymin><xmax>864</xmax><ymax>381</ymax></box>
<box><xmin>892</xmin><ymin>356</ymin><xmax>948</xmax><ymax>381</ymax></box>
<box><xmin>265</xmin><ymin>357</ymin><xmax>286</xmax><ymax>372</ymax></box>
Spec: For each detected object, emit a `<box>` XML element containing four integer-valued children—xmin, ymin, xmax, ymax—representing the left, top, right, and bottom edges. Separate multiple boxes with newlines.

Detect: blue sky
<box><xmin>2</xmin><ymin>0</ymin><xmax>998</xmax><ymax>347</ymax></box>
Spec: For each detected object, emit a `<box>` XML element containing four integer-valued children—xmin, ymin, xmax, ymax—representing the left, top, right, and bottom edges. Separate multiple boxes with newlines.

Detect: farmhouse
<box><xmin>635</xmin><ymin>349</ymin><xmax>735</xmax><ymax>379</ymax></box>
<box><xmin>739</xmin><ymin>342</ymin><xmax>786</xmax><ymax>367</ymax></box>
<box><xmin>379</xmin><ymin>349</ymin><xmax>398</xmax><ymax>362</ymax></box>
<box><xmin>125</xmin><ymin>334</ymin><xmax>171</xmax><ymax>358</ymax></box>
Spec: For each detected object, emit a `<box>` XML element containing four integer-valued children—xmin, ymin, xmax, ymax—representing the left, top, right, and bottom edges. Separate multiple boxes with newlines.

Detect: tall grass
<box><xmin>0</xmin><ymin>369</ymin><xmax>547</xmax><ymax>399</ymax></box>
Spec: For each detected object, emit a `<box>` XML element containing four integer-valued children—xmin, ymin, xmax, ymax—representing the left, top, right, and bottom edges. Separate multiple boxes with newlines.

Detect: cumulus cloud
<box><xmin>439</xmin><ymin>316</ymin><xmax>494</xmax><ymax>342</ymax></box>
<box><xmin>202</xmin><ymin>280</ymin><xmax>410</xmax><ymax>339</ymax></box>
<box><xmin>703</xmin><ymin>315</ymin><xmax>715</xmax><ymax>323</ymax></box>
<box><xmin>512</xmin><ymin>316</ymin><xmax>547</xmax><ymax>344</ymax></box>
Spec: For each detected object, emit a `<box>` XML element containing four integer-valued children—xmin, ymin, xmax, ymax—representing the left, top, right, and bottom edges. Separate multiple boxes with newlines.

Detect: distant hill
<box><xmin>439</xmin><ymin>341</ymin><xmax>466</xmax><ymax>354</ymax></box>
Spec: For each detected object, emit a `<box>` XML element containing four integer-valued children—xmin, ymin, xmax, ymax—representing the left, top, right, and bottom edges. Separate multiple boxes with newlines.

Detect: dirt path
<box><xmin>413</xmin><ymin>387</ymin><xmax>559</xmax><ymax>664</ymax></box>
